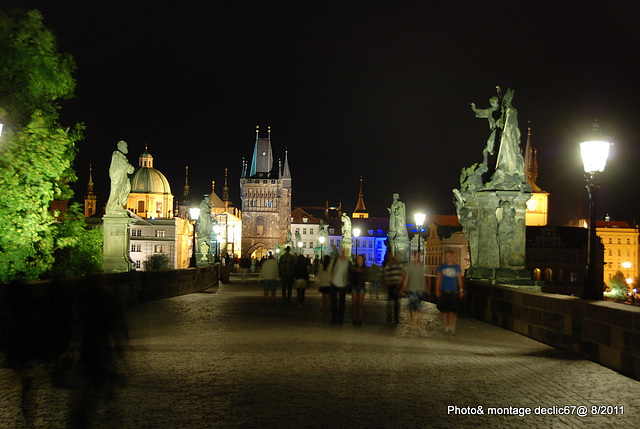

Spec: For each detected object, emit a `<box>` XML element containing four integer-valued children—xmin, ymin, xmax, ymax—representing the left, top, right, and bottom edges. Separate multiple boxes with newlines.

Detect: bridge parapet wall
<box><xmin>0</xmin><ymin>265</ymin><xmax>219</xmax><ymax>323</ymax></box>
<box><xmin>462</xmin><ymin>281</ymin><xmax>640</xmax><ymax>380</ymax></box>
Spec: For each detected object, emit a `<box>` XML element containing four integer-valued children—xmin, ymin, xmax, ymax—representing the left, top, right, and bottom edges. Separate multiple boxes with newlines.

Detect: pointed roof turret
<box><xmin>352</xmin><ymin>176</ymin><xmax>369</xmax><ymax>218</ymax></box>
<box><xmin>282</xmin><ymin>149</ymin><xmax>292</xmax><ymax>188</ymax></box>
<box><xmin>524</xmin><ymin>122</ymin><xmax>544</xmax><ymax>193</ymax></box>
<box><xmin>183</xmin><ymin>165</ymin><xmax>190</xmax><ymax>199</ymax></box>
<box><xmin>249</xmin><ymin>125</ymin><xmax>274</xmax><ymax>178</ymax></box>
<box><xmin>86</xmin><ymin>162</ymin><xmax>95</xmax><ymax>196</ymax></box>
<box><xmin>222</xmin><ymin>167</ymin><xmax>230</xmax><ymax>205</ymax></box>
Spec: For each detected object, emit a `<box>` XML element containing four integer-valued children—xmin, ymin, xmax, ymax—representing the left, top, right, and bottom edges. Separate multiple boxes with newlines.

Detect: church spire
<box><xmin>183</xmin><ymin>165</ymin><xmax>190</xmax><ymax>199</ymax></box>
<box><xmin>352</xmin><ymin>176</ymin><xmax>369</xmax><ymax>219</ymax></box>
<box><xmin>249</xmin><ymin>125</ymin><xmax>274</xmax><ymax>178</ymax></box>
<box><xmin>524</xmin><ymin>122</ymin><xmax>543</xmax><ymax>192</ymax></box>
<box><xmin>222</xmin><ymin>167</ymin><xmax>230</xmax><ymax>206</ymax></box>
<box><xmin>84</xmin><ymin>162</ymin><xmax>97</xmax><ymax>217</ymax></box>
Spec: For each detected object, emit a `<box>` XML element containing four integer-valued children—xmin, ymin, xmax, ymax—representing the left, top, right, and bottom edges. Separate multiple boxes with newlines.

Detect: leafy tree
<box><xmin>0</xmin><ymin>9</ymin><xmax>76</xmax><ymax>128</ymax></box>
<box><xmin>0</xmin><ymin>9</ymin><xmax>83</xmax><ymax>282</ymax></box>
<box><xmin>49</xmin><ymin>203</ymin><xmax>103</xmax><ymax>278</ymax></box>
<box><xmin>143</xmin><ymin>254</ymin><xmax>171</xmax><ymax>272</ymax></box>
<box><xmin>608</xmin><ymin>271</ymin><xmax>629</xmax><ymax>300</ymax></box>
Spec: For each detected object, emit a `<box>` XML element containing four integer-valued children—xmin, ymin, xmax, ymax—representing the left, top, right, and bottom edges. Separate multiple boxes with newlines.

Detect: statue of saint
<box><xmin>105</xmin><ymin>141</ymin><xmax>135</xmax><ymax>216</ymax></box>
<box><xmin>198</xmin><ymin>197</ymin><xmax>212</xmax><ymax>249</ymax></box>
<box><xmin>387</xmin><ymin>193</ymin><xmax>408</xmax><ymax>240</ymax></box>
<box><xmin>341</xmin><ymin>213</ymin><xmax>352</xmax><ymax>241</ymax></box>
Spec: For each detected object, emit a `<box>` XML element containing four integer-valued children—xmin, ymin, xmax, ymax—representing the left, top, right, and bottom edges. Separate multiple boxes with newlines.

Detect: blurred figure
<box><xmin>240</xmin><ymin>257</ymin><xmax>251</xmax><ymax>284</ymax></box>
<box><xmin>278</xmin><ymin>246</ymin><xmax>296</xmax><ymax>304</ymax></box>
<box><xmin>260</xmin><ymin>253</ymin><xmax>279</xmax><ymax>306</ymax></box>
<box><xmin>0</xmin><ymin>282</ymin><xmax>72</xmax><ymax>426</ymax></box>
<box><xmin>383</xmin><ymin>253</ymin><xmax>405</xmax><ymax>324</ymax></box>
<box><xmin>436</xmin><ymin>249</ymin><xmax>464</xmax><ymax>333</ymax></box>
<box><xmin>69</xmin><ymin>287</ymin><xmax>129</xmax><ymax>427</ymax></box>
<box><xmin>317</xmin><ymin>255</ymin><xmax>333</xmax><ymax>312</ymax></box>
<box><xmin>330</xmin><ymin>249</ymin><xmax>351</xmax><ymax>324</ymax></box>
<box><xmin>368</xmin><ymin>263</ymin><xmax>382</xmax><ymax>299</ymax></box>
<box><xmin>293</xmin><ymin>255</ymin><xmax>310</xmax><ymax>308</ymax></box>
<box><xmin>350</xmin><ymin>254</ymin><xmax>368</xmax><ymax>326</ymax></box>
<box><xmin>403</xmin><ymin>251</ymin><xmax>427</xmax><ymax>334</ymax></box>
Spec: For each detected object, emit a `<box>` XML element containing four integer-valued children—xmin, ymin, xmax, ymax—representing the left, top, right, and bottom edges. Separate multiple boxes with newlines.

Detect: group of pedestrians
<box><xmin>258</xmin><ymin>246</ymin><xmax>465</xmax><ymax>333</ymax></box>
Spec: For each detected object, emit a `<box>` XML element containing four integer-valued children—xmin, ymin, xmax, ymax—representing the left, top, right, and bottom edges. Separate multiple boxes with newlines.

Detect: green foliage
<box><xmin>0</xmin><ymin>9</ymin><xmax>82</xmax><ymax>282</ymax></box>
<box><xmin>608</xmin><ymin>271</ymin><xmax>629</xmax><ymax>300</ymax></box>
<box><xmin>0</xmin><ymin>113</ymin><xmax>82</xmax><ymax>281</ymax></box>
<box><xmin>143</xmin><ymin>254</ymin><xmax>171</xmax><ymax>272</ymax></box>
<box><xmin>0</xmin><ymin>9</ymin><xmax>76</xmax><ymax>128</ymax></box>
<box><xmin>49</xmin><ymin>203</ymin><xmax>103</xmax><ymax>278</ymax></box>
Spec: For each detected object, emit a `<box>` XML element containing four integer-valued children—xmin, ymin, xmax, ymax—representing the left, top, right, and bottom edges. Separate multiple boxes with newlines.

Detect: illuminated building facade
<box><xmin>596</xmin><ymin>219</ymin><xmax>639</xmax><ymax>287</ymax></box>
<box><xmin>126</xmin><ymin>147</ymin><xmax>174</xmax><ymax>219</ymax></box>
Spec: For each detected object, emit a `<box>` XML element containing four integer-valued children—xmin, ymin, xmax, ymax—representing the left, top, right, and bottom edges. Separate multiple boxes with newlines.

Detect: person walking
<box><xmin>317</xmin><ymin>255</ymin><xmax>333</xmax><ymax>313</ymax></box>
<box><xmin>293</xmin><ymin>254</ymin><xmax>310</xmax><ymax>308</ymax></box>
<box><xmin>383</xmin><ymin>253</ymin><xmax>405</xmax><ymax>324</ymax></box>
<box><xmin>436</xmin><ymin>249</ymin><xmax>464</xmax><ymax>333</ymax></box>
<box><xmin>402</xmin><ymin>251</ymin><xmax>427</xmax><ymax>333</ymax></box>
<box><xmin>350</xmin><ymin>254</ymin><xmax>368</xmax><ymax>326</ymax></box>
<box><xmin>260</xmin><ymin>253</ymin><xmax>278</xmax><ymax>306</ymax></box>
<box><xmin>330</xmin><ymin>249</ymin><xmax>351</xmax><ymax>325</ymax></box>
<box><xmin>278</xmin><ymin>246</ymin><xmax>296</xmax><ymax>304</ymax></box>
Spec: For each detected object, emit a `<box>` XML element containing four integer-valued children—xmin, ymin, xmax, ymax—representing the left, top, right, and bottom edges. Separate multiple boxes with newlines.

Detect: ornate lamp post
<box><xmin>189</xmin><ymin>205</ymin><xmax>201</xmax><ymax>268</ymax></box>
<box><xmin>318</xmin><ymin>235</ymin><xmax>326</xmax><ymax>260</ymax></box>
<box><xmin>353</xmin><ymin>228</ymin><xmax>361</xmax><ymax>259</ymax></box>
<box><xmin>580</xmin><ymin>123</ymin><xmax>610</xmax><ymax>299</ymax></box>
<box><xmin>414</xmin><ymin>213</ymin><xmax>426</xmax><ymax>262</ymax></box>
<box><xmin>298</xmin><ymin>241</ymin><xmax>304</xmax><ymax>256</ymax></box>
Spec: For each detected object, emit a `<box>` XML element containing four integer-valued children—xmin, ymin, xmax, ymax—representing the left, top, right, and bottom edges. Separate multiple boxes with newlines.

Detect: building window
<box><xmin>303</xmin><ymin>228</ymin><xmax>307</xmax><ymax>235</ymax></box>
<box><xmin>131</xmin><ymin>244</ymin><xmax>141</xmax><ymax>252</ymax></box>
<box><xmin>132</xmin><ymin>229</ymin><xmax>142</xmax><ymax>237</ymax></box>
<box><xmin>310</xmin><ymin>228</ymin><xmax>314</xmax><ymax>235</ymax></box>
<box><xmin>135</xmin><ymin>260</ymin><xmax>141</xmax><ymax>269</ymax></box>
<box><xmin>155</xmin><ymin>230</ymin><xmax>165</xmax><ymax>238</ymax></box>
<box><xmin>154</xmin><ymin>245</ymin><xmax>165</xmax><ymax>253</ymax></box>
<box><xmin>138</xmin><ymin>201</ymin><xmax>145</xmax><ymax>213</ymax></box>
<box><xmin>618</xmin><ymin>238</ymin><xmax>621</xmax><ymax>244</ymax></box>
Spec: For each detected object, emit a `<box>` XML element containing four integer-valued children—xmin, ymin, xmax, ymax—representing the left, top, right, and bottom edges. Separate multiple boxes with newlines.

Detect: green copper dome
<box><xmin>129</xmin><ymin>149</ymin><xmax>172</xmax><ymax>194</ymax></box>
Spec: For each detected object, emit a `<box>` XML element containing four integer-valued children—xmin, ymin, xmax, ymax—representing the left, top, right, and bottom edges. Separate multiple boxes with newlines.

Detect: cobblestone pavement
<box><xmin>2</xmin><ymin>274</ymin><xmax>639</xmax><ymax>428</ymax></box>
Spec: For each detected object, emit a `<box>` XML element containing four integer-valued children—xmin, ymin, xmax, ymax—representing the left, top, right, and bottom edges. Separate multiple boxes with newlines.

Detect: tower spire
<box><xmin>523</xmin><ymin>122</ymin><xmax>543</xmax><ymax>192</ymax></box>
<box><xmin>84</xmin><ymin>162</ymin><xmax>97</xmax><ymax>217</ymax></box>
<box><xmin>183</xmin><ymin>165</ymin><xmax>190</xmax><ymax>199</ymax></box>
<box><xmin>353</xmin><ymin>176</ymin><xmax>368</xmax><ymax>218</ymax></box>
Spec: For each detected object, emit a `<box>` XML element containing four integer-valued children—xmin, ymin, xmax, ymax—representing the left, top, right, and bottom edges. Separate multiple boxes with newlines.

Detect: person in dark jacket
<box><xmin>293</xmin><ymin>254</ymin><xmax>310</xmax><ymax>308</ymax></box>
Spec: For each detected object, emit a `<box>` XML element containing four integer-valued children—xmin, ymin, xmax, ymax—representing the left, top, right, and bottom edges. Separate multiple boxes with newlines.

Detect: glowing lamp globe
<box><xmin>580</xmin><ymin>140</ymin><xmax>610</xmax><ymax>173</ymax></box>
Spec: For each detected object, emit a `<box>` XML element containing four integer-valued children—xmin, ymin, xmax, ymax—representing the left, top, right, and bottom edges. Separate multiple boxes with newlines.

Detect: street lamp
<box><xmin>189</xmin><ymin>206</ymin><xmax>201</xmax><ymax>268</ymax></box>
<box><xmin>353</xmin><ymin>228</ymin><xmax>361</xmax><ymax>259</ymax></box>
<box><xmin>414</xmin><ymin>213</ymin><xmax>426</xmax><ymax>261</ymax></box>
<box><xmin>276</xmin><ymin>247</ymin><xmax>281</xmax><ymax>261</ymax></box>
<box><xmin>580</xmin><ymin>121</ymin><xmax>611</xmax><ymax>299</ymax></box>
<box><xmin>318</xmin><ymin>235</ymin><xmax>326</xmax><ymax>260</ymax></box>
<box><xmin>298</xmin><ymin>241</ymin><xmax>303</xmax><ymax>255</ymax></box>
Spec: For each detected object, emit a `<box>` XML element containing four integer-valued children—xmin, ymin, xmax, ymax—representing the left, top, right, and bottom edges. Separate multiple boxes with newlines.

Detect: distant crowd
<box><xmin>235</xmin><ymin>247</ymin><xmax>465</xmax><ymax>333</ymax></box>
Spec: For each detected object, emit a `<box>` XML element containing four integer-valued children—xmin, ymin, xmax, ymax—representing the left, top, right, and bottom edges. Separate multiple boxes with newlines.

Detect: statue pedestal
<box><xmin>341</xmin><ymin>238</ymin><xmax>353</xmax><ymax>261</ymax></box>
<box><xmin>391</xmin><ymin>238</ymin><xmax>410</xmax><ymax>263</ymax></box>
<box><xmin>456</xmin><ymin>189</ymin><xmax>531</xmax><ymax>283</ymax></box>
<box><xmin>103</xmin><ymin>215</ymin><xmax>135</xmax><ymax>272</ymax></box>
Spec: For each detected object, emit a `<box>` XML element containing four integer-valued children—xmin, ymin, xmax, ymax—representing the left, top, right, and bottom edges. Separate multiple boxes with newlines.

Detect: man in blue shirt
<box><xmin>436</xmin><ymin>249</ymin><xmax>464</xmax><ymax>333</ymax></box>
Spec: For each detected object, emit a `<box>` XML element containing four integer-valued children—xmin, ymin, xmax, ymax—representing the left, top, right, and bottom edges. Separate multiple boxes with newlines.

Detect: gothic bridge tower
<box><xmin>240</xmin><ymin>126</ymin><xmax>292</xmax><ymax>258</ymax></box>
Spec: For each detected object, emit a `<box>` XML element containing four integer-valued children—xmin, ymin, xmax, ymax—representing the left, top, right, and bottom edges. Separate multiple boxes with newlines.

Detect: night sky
<box><xmin>4</xmin><ymin>0</ymin><xmax>640</xmax><ymax>225</ymax></box>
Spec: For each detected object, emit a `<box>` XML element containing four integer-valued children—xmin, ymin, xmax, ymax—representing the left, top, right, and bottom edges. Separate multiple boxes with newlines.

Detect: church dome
<box><xmin>130</xmin><ymin>167</ymin><xmax>172</xmax><ymax>194</ymax></box>
<box><xmin>129</xmin><ymin>149</ymin><xmax>172</xmax><ymax>194</ymax></box>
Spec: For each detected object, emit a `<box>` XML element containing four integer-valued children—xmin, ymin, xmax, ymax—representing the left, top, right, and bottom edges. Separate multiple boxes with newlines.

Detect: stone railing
<box><xmin>461</xmin><ymin>281</ymin><xmax>640</xmax><ymax>381</ymax></box>
<box><xmin>0</xmin><ymin>265</ymin><xmax>219</xmax><ymax>321</ymax></box>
